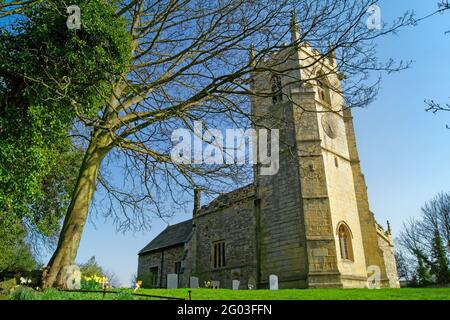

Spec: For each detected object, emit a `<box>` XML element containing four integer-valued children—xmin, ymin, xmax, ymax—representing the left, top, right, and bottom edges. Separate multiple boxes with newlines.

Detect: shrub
<box><xmin>0</xmin><ymin>278</ymin><xmax>17</xmax><ymax>293</ymax></box>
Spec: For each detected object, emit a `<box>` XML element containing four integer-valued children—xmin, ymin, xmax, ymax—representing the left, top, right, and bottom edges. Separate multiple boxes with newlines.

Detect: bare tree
<box><xmin>0</xmin><ymin>0</ymin><xmax>42</xmax><ymax>18</ymax></box>
<box><xmin>422</xmin><ymin>192</ymin><xmax>450</xmax><ymax>250</ymax></box>
<box><xmin>426</xmin><ymin>100</ymin><xmax>450</xmax><ymax>130</ymax></box>
<box><xmin>398</xmin><ymin>192</ymin><xmax>450</xmax><ymax>285</ymax></box>
<box><xmin>25</xmin><ymin>0</ymin><xmax>437</xmax><ymax>288</ymax></box>
<box><xmin>394</xmin><ymin>249</ymin><xmax>415</xmax><ymax>282</ymax></box>
<box><xmin>104</xmin><ymin>270</ymin><xmax>121</xmax><ymax>288</ymax></box>
<box><xmin>425</xmin><ymin>0</ymin><xmax>450</xmax><ymax>127</ymax></box>
<box><xmin>398</xmin><ymin>218</ymin><xmax>430</xmax><ymax>260</ymax></box>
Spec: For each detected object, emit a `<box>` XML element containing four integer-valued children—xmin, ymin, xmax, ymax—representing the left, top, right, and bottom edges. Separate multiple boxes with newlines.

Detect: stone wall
<box><xmin>255</xmin><ymin>137</ymin><xmax>309</xmax><ymax>288</ymax></box>
<box><xmin>180</xmin><ymin>226</ymin><xmax>196</xmax><ymax>288</ymax></box>
<box><xmin>290</xmin><ymin>85</ymin><xmax>342</xmax><ymax>288</ymax></box>
<box><xmin>137</xmin><ymin>245</ymin><xmax>184</xmax><ymax>288</ymax></box>
<box><xmin>190</xmin><ymin>187</ymin><xmax>257</xmax><ymax>289</ymax></box>
<box><xmin>377</xmin><ymin>228</ymin><xmax>400</xmax><ymax>288</ymax></box>
<box><xmin>252</xmin><ymin>48</ymin><xmax>309</xmax><ymax>289</ymax></box>
<box><xmin>317</xmin><ymin>106</ymin><xmax>367</xmax><ymax>284</ymax></box>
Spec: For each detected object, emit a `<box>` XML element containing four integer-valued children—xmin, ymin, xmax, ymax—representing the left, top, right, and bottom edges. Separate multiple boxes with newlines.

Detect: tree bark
<box><xmin>42</xmin><ymin>129</ymin><xmax>111</xmax><ymax>288</ymax></box>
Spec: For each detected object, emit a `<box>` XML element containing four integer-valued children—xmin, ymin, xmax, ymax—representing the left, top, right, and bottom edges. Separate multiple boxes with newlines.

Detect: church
<box><xmin>137</xmin><ymin>18</ymin><xmax>399</xmax><ymax>290</ymax></box>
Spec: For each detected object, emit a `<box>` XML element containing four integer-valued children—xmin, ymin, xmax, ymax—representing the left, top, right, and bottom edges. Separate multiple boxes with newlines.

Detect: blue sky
<box><xmin>45</xmin><ymin>1</ymin><xmax>450</xmax><ymax>286</ymax></box>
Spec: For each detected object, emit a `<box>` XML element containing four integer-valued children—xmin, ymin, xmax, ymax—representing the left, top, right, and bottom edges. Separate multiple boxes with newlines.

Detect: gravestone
<box><xmin>247</xmin><ymin>276</ymin><xmax>256</xmax><ymax>290</ymax></box>
<box><xmin>269</xmin><ymin>274</ymin><xmax>278</xmax><ymax>290</ymax></box>
<box><xmin>211</xmin><ymin>280</ymin><xmax>220</xmax><ymax>289</ymax></box>
<box><xmin>232</xmin><ymin>280</ymin><xmax>240</xmax><ymax>290</ymax></box>
<box><xmin>65</xmin><ymin>265</ymin><xmax>81</xmax><ymax>290</ymax></box>
<box><xmin>167</xmin><ymin>273</ymin><xmax>178</xmax><ymax>289</ymax></box>
<box><xmin>190</xmin><ymin>276</ymin><xmax>199</xmax><ymax>288</ymax></box>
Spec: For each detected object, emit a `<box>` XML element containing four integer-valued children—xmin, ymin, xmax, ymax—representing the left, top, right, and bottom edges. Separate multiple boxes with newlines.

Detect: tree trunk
<box><xmin>42</xmin><ymin>130</ymin><xmax>111</xmax><ymax>288</ymax></box>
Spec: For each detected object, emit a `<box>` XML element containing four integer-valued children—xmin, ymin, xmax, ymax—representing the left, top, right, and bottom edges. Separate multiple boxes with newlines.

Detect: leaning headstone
<box><xmin>211</xmin><ymin>280</ymin><xmax>220</xmax><ymax>289</ymax></box>
<box><xmin>269</xmin><ymin>274</ymin><xmax>278</xmax><ymax>290</ymax></box>
<box><xmin>167</xmin><ymin>273</ymin><xmax>178</xmax><ymax>289</ymax></box>
<box><xmin>247</xmin><ymin>276</ymin><xmax>256</xmax><ymax>290</ymax></box>
<box><xmin>232</xmin><ymin>280</ymin><xmax>240</xmax><ymax>290</ymax></box>
<box><xmin>190</xmin><ymin>276</ymin><xmax>199</xmax><ymax>288</ymax></box>
<box><xmin>65</xmin><ymin>265</ymin><xmax>81</xmax><ymax>290</ymax></box>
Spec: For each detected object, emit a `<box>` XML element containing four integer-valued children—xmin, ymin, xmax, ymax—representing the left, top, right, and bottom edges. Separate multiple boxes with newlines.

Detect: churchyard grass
<box><xmin>3</xmin><ymin>287</ymin><xmax>450</xmax><ymax>300</ymax></box>
<box><xmin>137</xmin><ymin>288</ymin><xmax>450</xmax><ymax>300</ymax></box>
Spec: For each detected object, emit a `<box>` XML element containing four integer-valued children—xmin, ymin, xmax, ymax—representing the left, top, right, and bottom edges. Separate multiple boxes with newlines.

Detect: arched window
<box><xmin>271</xmin><ymin>75</ymin><xmax>283</xmax><ymax>104</ymax></box>
<box><xmin>317</xmin><ymin>72</ymin><xmax>331</xmax><ymax>105</ymax></box>
<box><xmin>337</xmin><ymin>223</ymin><xmax>354</xmax><ymax>261</ymax></box>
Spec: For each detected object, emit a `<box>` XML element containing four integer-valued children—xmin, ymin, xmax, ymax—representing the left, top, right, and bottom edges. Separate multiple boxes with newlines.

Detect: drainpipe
<box><xmin>160</xmin><ymin>250</ymin><xmax>164</xmax><ymax>288</ymax></box>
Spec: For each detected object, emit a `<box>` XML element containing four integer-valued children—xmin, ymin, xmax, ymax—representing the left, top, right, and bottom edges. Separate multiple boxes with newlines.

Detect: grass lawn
<box><xmin>3</xmin><ymin>287</ymin><xmax>450</xmax><ymax>300</ymax></box>
<box><xmin>136</xmin><ymin>288</ymin><xmax>450</xmax><ymax>300</ymax></box>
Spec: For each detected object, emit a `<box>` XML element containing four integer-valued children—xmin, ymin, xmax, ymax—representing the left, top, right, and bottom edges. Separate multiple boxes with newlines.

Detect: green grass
<box><xmin>137</xmin><ymin>288</ymin><xmax>450</xmax><ymax>300</ymax></box>
<box><xmin>6</xmin><ymin>287</ymin><xmax>143</xmax><ymax>300</ymax></box>
<box><xmin>4</xmin><ymin>287</ymin><xmax>450</xmax><ymax>300</ymax></box>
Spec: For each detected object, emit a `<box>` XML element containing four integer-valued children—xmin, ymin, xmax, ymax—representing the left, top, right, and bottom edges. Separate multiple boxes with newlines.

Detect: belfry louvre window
<box><xmin>317</xmin><ymin>72</ymin><xmax>331</xmax><ymax>105</ymax></box>
<box><xmin>213</xmin><ymin>241</ymin><xmax>226</xmax><ymax>269</ymax></box>
<box><xmin>271</xmin><ymin>75</ymin><xmax>283</xmax><ymax>104</ymax></box>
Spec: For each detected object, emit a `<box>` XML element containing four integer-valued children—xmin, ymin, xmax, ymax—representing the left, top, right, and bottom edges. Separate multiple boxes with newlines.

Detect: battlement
<box><xmin>375</xmin><ymin>221</ymin><xmax>393</xmax><ymax>244</ymax></box>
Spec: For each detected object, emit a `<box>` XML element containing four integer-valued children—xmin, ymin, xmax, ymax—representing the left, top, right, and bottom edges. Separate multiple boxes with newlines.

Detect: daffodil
<box><xmin>134</xmin><ymin>280</ymin><xmax>143</xmax><ymax>292</ymax></box>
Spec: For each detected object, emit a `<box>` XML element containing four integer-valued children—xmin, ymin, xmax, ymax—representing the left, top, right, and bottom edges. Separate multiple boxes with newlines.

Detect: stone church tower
<box><xmin>137</xmin><ymin>17</ymin><xmax>399</xmax><ymax>290</ymax></box>
<box><xmin>251</xmin><ymin>18</ymin><xmax>397</xmax><ymax>288</ymax></box>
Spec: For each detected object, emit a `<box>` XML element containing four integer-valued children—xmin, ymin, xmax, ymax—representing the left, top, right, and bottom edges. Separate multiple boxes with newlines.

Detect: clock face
<box><xmin>321</xmin><ymin>113</ymin><xmax>338</xmax><ymax>139</ymax></box>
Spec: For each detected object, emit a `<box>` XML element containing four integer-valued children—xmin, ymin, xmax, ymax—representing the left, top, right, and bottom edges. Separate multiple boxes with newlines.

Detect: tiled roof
<box><xmin>138</xmin><ymin>219</ymin><xmax>193</xmax><ymax>254</ymax></box>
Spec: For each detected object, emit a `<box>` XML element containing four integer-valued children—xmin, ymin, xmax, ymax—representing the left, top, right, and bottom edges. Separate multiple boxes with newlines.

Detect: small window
<box><xmin>334</xmin><ymin>157</ymin><xmax>339</xmax><ymax>168</ymax></box>
<box><xmin>213</xmin><ymin>241</ymin><xmax>226</xmax><ymax>269</ymax></box>
<box><xmin>271</xmin><ymin>75</ymin><xmax>283</xmax><ymax>104</ymax></box>
<box><xmin>338</xmin><ymin>223</ymin><xmax>354</xmax><ymax>261</ymax></box>
<box><xmin>174</xmin><ymin>261</ymin><xmax>182</xmax><ymax>274</ymax></box>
